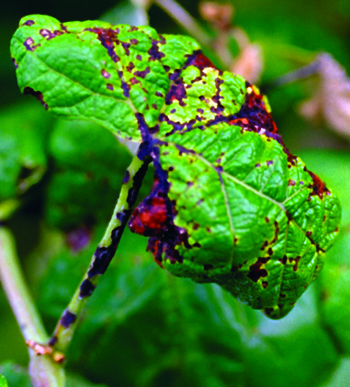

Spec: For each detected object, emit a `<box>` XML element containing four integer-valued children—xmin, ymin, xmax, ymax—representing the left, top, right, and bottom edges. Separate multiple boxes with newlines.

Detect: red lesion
<box><xmin>306</xmin><ymin>170</ymin><xmax>330</xmax><ymax>199</ymax></box>
<box><xmin>129</xmin><ymin>197</ymin><xmax>168</xmax><ymax>235</ymax></box>
<box><xmin>186</xmin><ymin>51</ymin><xmax>216</xmax><ymax>70</ymax></box>
<box><xmin>231</xmin><ymin>84</ymin><xmax>278</xmax><ymax>134</ymax></box>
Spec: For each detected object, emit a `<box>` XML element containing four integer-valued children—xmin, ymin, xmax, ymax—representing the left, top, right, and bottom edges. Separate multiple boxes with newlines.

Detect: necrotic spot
<box><xmin>79</xmin><ymin>279</ymin><xmax>96</xmax><ymax>298</ymax></box>
<box><xmin>23</xmin><ymin>87</ymin><xmax>48</xmax><ymax>110</ymax></box>
<box><xmin>60</xmin><ymin>310</ymin><xmax>77</xmax><ymax>328</ymax></box>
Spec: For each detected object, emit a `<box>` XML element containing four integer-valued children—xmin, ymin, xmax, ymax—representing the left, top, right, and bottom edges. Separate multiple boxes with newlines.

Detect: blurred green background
<box><xmin>1</xmin><ymin>0</ymin><xmax>350</xmax><ymax>386</ymax></box>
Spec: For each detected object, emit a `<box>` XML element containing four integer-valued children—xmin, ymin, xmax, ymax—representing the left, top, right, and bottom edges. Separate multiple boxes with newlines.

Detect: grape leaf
<box><xmin>11</xmin><ymin>15</ymin><xmax>341</xmax><ymax>318</ymax></box>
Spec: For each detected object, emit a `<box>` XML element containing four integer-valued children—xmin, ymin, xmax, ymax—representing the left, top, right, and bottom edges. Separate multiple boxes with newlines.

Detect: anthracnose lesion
<box><xmin>79</xmin><ymin>278</ymin><xmax>96</xmax><ymax>298</ymax></box>
<box><xmin>60</xmin><ymin>310</ymin><xmax>77</xmax><ymax>328</ymax></box>
<box><xmin>79</xmin><ymin>156</ymin><xmax>151</xmax><ymax>298</ymax></box>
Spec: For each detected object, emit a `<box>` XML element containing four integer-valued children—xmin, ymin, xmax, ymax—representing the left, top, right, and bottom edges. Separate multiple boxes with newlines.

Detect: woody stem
<box><xmin>49</xmin><ymin>151</ymin><xmax>151</xmax><ymax>354</ymax></box>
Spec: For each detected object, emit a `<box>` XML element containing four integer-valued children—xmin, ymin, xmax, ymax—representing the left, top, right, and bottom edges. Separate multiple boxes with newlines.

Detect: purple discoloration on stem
<box><xmin>87</xmin><ymin>160</ymin><xmax>150</xmax><ymax>279</ymax></box>
<box><xmin>60</xmin><ymin>310</ymin><xmax>77</xmax><ymax>328</ymax></box>
<box><xmin>79</xmin><ymin>279</ymin><xmax>96</xmax><ymax>298</ymax></box>
<box><xmin>123</xmin><ymin>170</ymin><xmax>130</xmax><ymax>184</ymax></box>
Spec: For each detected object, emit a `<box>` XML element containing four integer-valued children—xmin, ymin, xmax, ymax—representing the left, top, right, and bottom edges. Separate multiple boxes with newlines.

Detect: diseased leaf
<box><xmin>11</xmin><ymin>15</ymin><xmax>341</xmax><ymax>318</ymax></box>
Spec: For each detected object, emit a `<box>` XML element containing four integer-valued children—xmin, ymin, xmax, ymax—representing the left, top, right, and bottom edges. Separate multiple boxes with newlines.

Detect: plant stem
<box><xmin>0</xmin><ymin>226</ymin><xmax>65</xmax><ymax>387</ymax></box>
<box><xmin>50</xmin><ymin>152</ymin><xmax>151</xmax><ymax>354</ymax></box>
<box><xmin>0</xmin><ymin>227</ymin><xmax>48</xmax><ymax>344</ymax></box>
<box><xmin>154</xmin><ymin>0</ymin><xmax>212</xmax><ymax>46</ymax></box>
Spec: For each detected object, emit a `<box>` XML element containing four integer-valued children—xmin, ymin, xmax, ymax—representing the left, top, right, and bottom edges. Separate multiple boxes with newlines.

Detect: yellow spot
<box><xmin>262</xmin><ymin>95</ymin><xmax>272</xmax><ymax>113</ymax></box>
<box><xmin>252</xmin><ymin>85</ymin><xmax>260</xmax><ymax>95</ymax></box>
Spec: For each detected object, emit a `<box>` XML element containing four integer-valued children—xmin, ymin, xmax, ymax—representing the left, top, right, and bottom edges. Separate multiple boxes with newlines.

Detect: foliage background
<box><xmin>1</xmin><ymin>0</ymin><xmax>350</xmax><ymax>386</ymax></box>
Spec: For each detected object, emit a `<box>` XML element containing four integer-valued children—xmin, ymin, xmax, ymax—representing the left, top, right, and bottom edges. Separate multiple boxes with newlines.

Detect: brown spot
<box><xmin>247</xmin><ymin>258</ymin><xmax>269</xmax><ymax>282</ymax></box>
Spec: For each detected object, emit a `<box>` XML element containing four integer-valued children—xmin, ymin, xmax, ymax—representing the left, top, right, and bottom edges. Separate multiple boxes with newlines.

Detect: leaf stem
<box><xmin>0</xmin><ymin>226</ymin><xmax>65</xmax><ymax>386</ymax></box>
<box><xmin>154</xmin><ymin>0</ymin><xmax>212</xmax><ymax>46</ymax></box>
<box><xmin>50</xmin><ymin>151</ymin><xmax>151</xmax><ymax>354</ymax></box>
<box><xmin>0</xmin><ymin>227</ymin><xmax>48</xmax><ymax>344</ymax></box>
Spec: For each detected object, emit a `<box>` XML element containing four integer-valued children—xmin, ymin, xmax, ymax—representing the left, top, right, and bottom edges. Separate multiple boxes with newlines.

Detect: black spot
<box><xmin>148</xmin><ymin>40</ymin><xmax>165</xmax><ymax>61</ymax></box>
<box><xmin>134</xmin><ymin>67</ymin><xmax>150</xmax><ymax>78</ymax></box>
<box><xmin>48</xmin><ymin>336</ymin><xmax>58</xmax><ymax>347</ymax></box>
<box><xmin>123</xmin><ymin>170</ymin><xmax>130</xmax><ymax>184</ymax></box>
<box><xmin>23</xmin><ymin>87</ymin><xmax>48</xmax><ymax>110</ymax></box>
<box><xmin>60</xmin><ymin>310</ymin><xmax>77</xmax><ymax>328</ymax></box>
<box><xmin>79</xmin><ymin>279</ymin><xmax>96</xmax><ymax>298</ymax></box>
<box><xmin>22</xmin><ymin>19</ymin><xmax>35</xmax><ymax>26</ymax></box>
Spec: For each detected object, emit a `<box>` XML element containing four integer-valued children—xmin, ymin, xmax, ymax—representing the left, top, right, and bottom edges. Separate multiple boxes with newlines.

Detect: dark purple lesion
<box><xmin>101</xmin><ymin>69</ymin><xmax>111</xmax><ymax>78</ymax></box>
<box><xmin>165</xmin><ymin>81</ymin><xmax>187</xmax><ymax>106</ymax></box>
<box><xmin>304</xmin><ymin>168</ymin><xmax>330</xmax><ymax>199</ymax></box>
<box><xmin>23</xmin><ymin>37</ymin><xmax>41</xmax><ymax>51</ymax></box>
<box><xmin>85</xmin><ymin>27</ymin><xmax>121</xmax><ymax>63</ymax></box>
<box><xmin>22</xmin><ymin>19</ymin><xmax>35</xmax><ymax>26</ymax></box>
<box><xmin>148</xmin><ymin>35</ymin><xmax>166</xmax><ymax>61</ymax></box>
<box><xmin>12</xmin><ymin>58</ymin><xmax>18</xmax><ymax>69</ymax></box>
<box><xmin>23</xmin><ymin>87</ymin><xmax>48</xmax><ymax>110</ymax></box>
<box><xmin>60</xmin><ymin>310</ymin><xmax>77</xmax><ymax>328</ymax></box>
<box><xmin>39</xmin><ymin>28</ymin><xmax>65</xmax><ymax>40</ymax></box>
<box><xmin>79</xmin><ymin>279</ymin><xmax>96</xmax><ymax>298</ymax></box>
<box><xmin>84</xmin><ymin>158</ymin><xmax>151</xmax><ymax>284</ymax></box>
<box><xmin>134</xmin><ymin>67</ymin><xmax>150</xmax><ymax>78</ymax></box>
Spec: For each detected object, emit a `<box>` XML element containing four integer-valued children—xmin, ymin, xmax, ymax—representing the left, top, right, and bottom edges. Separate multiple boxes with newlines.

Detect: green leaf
<box><xmin>0</xmin><ymin>362</ymin><xmax>107</xmax><ymax>387</ymax></box>
<box><xmin>45</xmin><ymin>119</ymin><xmax>132</xmax><ymax>229</ymax></box>
<box><xmin>0</xmin><ymin>375</ymin><xmax>8</xmax><ymax>387</ymax></box>
<box><xmin>0</xmin><ymin>363</ymin><xmax>32</xmax><ymax>387</ymax></box>
<box><xmin>0</xmin><ymin>102</ymin><xmax>52</xmax><ymax>203</ymax></box>
<box><xmin>299</xmin><ymin>150</ymin><xmax>350</xmax><ymax>354</ymax></box>
<box><xmin>11</xmin><ymin>15</ymin><xmax>341</xmax><ymax>318</ymax></box>
<box><xmin>11</xmin><ymin>14</ymin><xmax>200</xmax><ymax>141</ymax></box>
